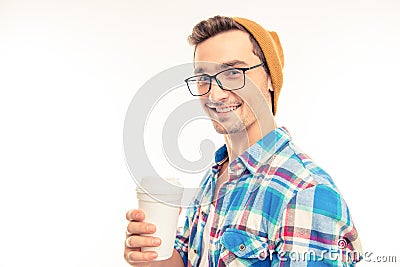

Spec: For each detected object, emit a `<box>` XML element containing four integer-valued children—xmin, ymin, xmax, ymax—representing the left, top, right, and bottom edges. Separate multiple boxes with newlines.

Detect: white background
<box><xmin>1</xmin><ymin>0</ymin><xmax>399</xmax><ymax>266</ymax></box>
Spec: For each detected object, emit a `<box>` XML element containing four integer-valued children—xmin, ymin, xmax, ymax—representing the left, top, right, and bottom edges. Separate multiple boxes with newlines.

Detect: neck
<box><xmin>224</xmin><ymin>115</ymin><xmax>277</xmax><ymax>162</ymax></box>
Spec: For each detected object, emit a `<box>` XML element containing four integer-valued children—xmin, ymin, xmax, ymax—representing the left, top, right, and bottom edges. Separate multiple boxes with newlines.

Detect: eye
<box><xmin>189</xmin><ymin>75</ymin><xmax>210</xmax><ymax>87</ymax></box>
<box><xmin>197</xmin><ymin>75</ymin><xmax>209</xmax><ymax>82</ymax></box>
<box><xmin>227</xmin><ymin>69</ymin><xmax>241</xmax><ymax>76</ymax></box>
<box><xmin>223</xmin><ymin>69</ymin><xmax>242</xmax><ymax>78</ymax></box>
<box><xmin>220</xmin><ymin>68</ymin><xmax>242</xmax><ymax>79</ymax></box>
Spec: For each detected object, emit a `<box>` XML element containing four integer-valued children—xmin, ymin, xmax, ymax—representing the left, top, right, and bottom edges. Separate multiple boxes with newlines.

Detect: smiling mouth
<box><xmin>207</xmin><ymin>104</ymin><xmax>242</xmax><ymax>113</ymax></box>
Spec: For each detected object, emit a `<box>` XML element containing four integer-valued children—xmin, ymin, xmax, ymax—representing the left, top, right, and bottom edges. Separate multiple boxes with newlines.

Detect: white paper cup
<box><xmin>136</xmin><ymin>177</ymin><xmax>183</xmax><ymax>261</ymax></box>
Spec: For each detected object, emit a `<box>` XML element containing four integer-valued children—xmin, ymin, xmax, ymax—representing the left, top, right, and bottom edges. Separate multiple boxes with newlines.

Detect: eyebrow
<box><xmin>194</xmin><ymin>60</ymin><xmax>249</xmax><ymax>74</ymax></box>
<box><xmin>194</xmin><ymin>67</ymin><xmax>205</xmax><ymax>75</ymax></box>
<box><xmin>220</xmin><ymin>60</ymin><xmax>248</xmax><ymax>68</ymax></box>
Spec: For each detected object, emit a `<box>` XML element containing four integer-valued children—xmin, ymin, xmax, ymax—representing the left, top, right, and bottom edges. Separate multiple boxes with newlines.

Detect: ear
<box><xmin>267</xmin><ymin>75</ymin><xmax>274</xmax><ymax>92</ymax></box>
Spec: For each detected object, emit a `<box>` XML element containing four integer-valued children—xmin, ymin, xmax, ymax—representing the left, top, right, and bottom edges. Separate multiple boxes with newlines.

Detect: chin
<box><xmin>212</xmin><ymin>121</ymin><xmax>246</xmax><ymax>135</ymax></box>
<box><xmin>211</xmin><ymin>121</ymin><xmax>227</xmax><ymax>134</ymax></box>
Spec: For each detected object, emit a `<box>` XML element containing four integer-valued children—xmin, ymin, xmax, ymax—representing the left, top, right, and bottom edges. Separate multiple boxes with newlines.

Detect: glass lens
<box><xmin>186</xmin><ymin>75</ymin><xmax>210</xmax><ymax>96</ymax></box>
<box><xmin>216</xmin><ymin>68</ymin><xmax>244</xmax><ymax>90</ymax></box>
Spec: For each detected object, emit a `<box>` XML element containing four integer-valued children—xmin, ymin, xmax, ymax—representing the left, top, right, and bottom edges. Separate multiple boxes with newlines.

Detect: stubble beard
<box><xmin>212</xmin><ymin>120</ymin><xmax>244</xmax><ymax>134</ymax></box>
<box><xmin>211</xmin><ymin>110</ymin><xmax>256</xmax><ymax>135</ymax></box>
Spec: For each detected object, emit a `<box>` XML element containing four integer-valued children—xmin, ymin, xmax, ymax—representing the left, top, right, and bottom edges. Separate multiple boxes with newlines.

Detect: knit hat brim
<box><xmin>232</xmin><ymin>17</ymin><xmax>284</xmax><ymax>115</ymax></box>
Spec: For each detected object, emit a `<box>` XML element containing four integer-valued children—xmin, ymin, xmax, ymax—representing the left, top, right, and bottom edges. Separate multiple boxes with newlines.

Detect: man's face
<box><xmin>193</xmin><ymin>30</ymin><xmax>273</xmax><ymax>135</ymax></box>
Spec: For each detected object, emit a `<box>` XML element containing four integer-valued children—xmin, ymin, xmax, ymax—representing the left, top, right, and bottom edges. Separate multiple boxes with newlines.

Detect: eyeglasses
<box><xmin>184</xmin><ymin>63</ymin><xmax>265</xmax><ymax>96</ymax></box>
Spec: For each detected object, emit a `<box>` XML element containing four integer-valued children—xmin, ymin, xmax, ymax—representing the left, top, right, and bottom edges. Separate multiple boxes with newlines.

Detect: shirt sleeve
<box><xmin>273</xmin><ymin>184</ymin><xmax>363</xmax><ymax>266</ymax></box>
<box><xmin>174</xmin><ymin>169</ymin><xmax>214</xmax><ymax>266</ymax></box>
<box><xmin>174</xmin><ymin>208</ymin><xmax>192</xmax><ymax>266</ymax></box>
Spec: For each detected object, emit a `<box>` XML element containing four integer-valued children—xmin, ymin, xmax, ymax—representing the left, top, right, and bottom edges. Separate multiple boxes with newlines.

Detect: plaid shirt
<box><xmin>175</xmin><ymin>126</ymin><xmax>362</xmax><ymax>266</ymax></box>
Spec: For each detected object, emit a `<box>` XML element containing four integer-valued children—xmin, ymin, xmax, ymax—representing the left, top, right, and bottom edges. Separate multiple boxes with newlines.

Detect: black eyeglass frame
<box><xmin>184</xmin><ymin>62</ymin><xmax>265</xmax><ymax>96</ymax></box>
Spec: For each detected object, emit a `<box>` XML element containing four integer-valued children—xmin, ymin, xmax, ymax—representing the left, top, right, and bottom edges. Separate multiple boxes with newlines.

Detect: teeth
<box><xmin>215</xmin><ymin>106</ymin><xmax>239</xmax><ymax>113</ymax></box>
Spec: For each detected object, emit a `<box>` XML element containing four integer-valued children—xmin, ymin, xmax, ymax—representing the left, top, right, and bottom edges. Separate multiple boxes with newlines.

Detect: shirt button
<box><xmin>258</xmin><ymin>251</ymin><xmax>267</xmax><ymax>260</ymax></box>
<box><xmin>239</xmin><ymin>244</ymin><xmax>246</xmax><ymax>251</ymax></box>
<box><xmin>194</xmin><ymin>249</ymin><xmax>198</xmax><ymax>254</ymax></box>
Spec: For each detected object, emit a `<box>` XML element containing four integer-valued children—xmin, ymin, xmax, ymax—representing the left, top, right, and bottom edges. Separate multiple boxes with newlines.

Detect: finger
<box><xmin>125</xmin><ymin>235</ymin><xmax>161</xmax><ymax>248</ymax></box>
<box><xmin>127</xmin><ymin>222</ymin><xmax>156</xmax><ymax>235</ymax></box>
<box><xmin>126</xmin><ymin>209</ymin><xmax>145</xmax><ymax>221</ymax></box>
<box><xmin>125</xmin><ymin>250</ymin><xmax>158</xmax><ymax>263</ymax></box>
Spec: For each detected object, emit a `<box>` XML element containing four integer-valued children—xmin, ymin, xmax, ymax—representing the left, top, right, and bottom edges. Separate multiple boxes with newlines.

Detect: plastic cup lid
<box><xmin>136</xmin><ymin>176</ymin><xmax>183</xmax><ymax>196</ymax></box>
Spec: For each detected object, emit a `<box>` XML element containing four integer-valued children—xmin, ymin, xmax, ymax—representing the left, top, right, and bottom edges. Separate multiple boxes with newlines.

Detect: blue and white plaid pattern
<box><xmin>175</xmin><ymin>126</ymin><xmax>362</xmax><ymax>266</ymax></box>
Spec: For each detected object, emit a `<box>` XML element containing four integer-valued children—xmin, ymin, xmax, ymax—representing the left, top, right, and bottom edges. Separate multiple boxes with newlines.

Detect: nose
<box><xmin>208</xmin><ymin>79</ymin><xmax>229</xmax><ymax>102</ymax></box>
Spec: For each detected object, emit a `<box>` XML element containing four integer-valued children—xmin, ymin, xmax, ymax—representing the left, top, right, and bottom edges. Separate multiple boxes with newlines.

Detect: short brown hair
<box><xmin>188</xmin><ymin>15</ymin><xmax>269</xmax><ymax>74</ymax></box>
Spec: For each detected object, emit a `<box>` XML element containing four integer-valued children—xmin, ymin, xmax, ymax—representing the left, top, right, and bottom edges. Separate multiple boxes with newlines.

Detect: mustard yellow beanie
<box><xmin>233</xmin><ymin>17</ymin><xmax>284</xmax><ymax>115</ymax></box>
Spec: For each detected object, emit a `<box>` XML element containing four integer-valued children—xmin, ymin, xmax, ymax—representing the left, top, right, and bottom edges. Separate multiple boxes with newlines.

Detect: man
<box><xmin>124</xmin><ymin>16</ymin><xmax>362</xmax><ymax>266</ymax></box>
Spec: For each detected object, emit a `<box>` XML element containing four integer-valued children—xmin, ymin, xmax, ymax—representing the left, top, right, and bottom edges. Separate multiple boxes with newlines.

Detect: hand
<box><xmin>124</xmin><ymin>209</ymin><xmax>161</xmax><ymax>265</ymax></box>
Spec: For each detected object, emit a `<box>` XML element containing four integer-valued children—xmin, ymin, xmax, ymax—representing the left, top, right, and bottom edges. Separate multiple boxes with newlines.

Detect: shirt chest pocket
<box><xmin>220</xmin><ymin>228</ymin><xmax>269</xmax><ymax>266</ymax></box>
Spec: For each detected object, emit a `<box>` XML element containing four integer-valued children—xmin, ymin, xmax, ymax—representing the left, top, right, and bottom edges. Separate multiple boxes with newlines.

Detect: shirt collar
<box><xmin>213</xmin><ymin>126</ymin><xmax>292</xmax><ymax>175</ymax></box>
<box><xmin>214</xmin><ymin>144</ymin><xmax>229</xmax><ymax>165</ymax></box>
